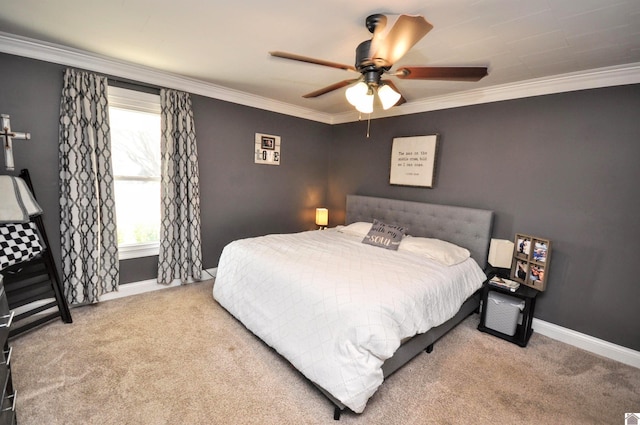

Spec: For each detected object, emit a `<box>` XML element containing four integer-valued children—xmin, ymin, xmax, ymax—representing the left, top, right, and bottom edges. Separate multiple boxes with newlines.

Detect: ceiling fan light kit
<box><xmin>346</xmin><ymin>81</ymin><xmax>401</xmax><ymax>113</ymax></box>
<box><xmin>270</xmin><ymin>13</ymin><xmax>488</xmax><ymax>114</ymax></box>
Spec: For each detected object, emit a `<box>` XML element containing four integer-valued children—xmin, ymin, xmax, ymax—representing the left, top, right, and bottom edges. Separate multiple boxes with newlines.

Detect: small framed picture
<box><xmin>533</xmin><ymin>240</ymin><xmax>548</xmax><ymax>262</ymax></box>
<box><xmin>514</xmin><ymin>260</ymin><xmax>528</xmax><ymax>282</ymax></box>
<box><xmin>529</xmin><ymin>264</ymin><xmax>545</xmax><ymax>285</ymax></box>
<box><xmin>261</xmin><ymin>135</ymin><xmax>276</xmax><ymax>150</ymax></box>
<box><xmin>516</xmin><ymin>236</ymin><xmax>531</xmax><ymax>259</ymax></box>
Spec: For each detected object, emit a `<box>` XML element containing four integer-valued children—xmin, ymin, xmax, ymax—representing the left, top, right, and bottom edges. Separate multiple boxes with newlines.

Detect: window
<box><xmin>107</xmin><ymin>86</ymin><xmax>161</xmax><ymax>260</ymax></box>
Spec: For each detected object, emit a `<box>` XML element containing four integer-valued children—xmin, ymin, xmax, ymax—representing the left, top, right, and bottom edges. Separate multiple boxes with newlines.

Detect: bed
<box><xmin>213</xmin><ymin>195</ymin><xmax>494</xmax><ymax>419</ymax></box>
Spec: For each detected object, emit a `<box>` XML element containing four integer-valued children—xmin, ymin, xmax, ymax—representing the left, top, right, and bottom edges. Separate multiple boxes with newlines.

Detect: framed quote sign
<box><xmin>389</xmin><ymin>135</ymin><xmax>438</xmax><ymax>188</ymax></box>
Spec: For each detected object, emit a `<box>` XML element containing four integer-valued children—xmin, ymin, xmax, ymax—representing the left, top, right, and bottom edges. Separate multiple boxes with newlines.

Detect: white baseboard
<box><xmin>44</xmin><ymin>269</ymin><xmax>638</xmax><ymax>370</ymax></box>
<box><xmin>532</xmin><ymin>318</ymin><xmax>640</xmax><ymax>369</ymax></box>
<box><xmin>102</xmin><ymin>273</ymin><xmax>639</xmax><ymax>370</ymax></box>
<box><xmin>11</xmin><ymin>268</ymin><xmax>218</xmax><ymax>319</ymax></box>
<box><xmin>99</xmin><ymin>267</ymin><xmax>217</xmax><ymax>302</ymax></box>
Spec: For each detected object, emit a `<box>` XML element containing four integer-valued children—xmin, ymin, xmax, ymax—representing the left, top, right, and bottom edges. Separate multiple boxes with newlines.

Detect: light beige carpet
<box><xmin>10</xmin><ymin>280</ymin><xmax>640</xmax><ymax>425</ymax></box>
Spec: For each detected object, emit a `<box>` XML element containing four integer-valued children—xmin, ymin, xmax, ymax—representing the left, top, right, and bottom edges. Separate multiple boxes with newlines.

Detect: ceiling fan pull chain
<box><xmin>366</xmin><ymin>114</ymin><xmax>371</xmax><ymax>138</ymax></box>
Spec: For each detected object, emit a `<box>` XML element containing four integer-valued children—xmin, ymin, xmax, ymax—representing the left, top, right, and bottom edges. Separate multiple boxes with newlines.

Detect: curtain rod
<box><xmin>107</xmin><ymin>77</ymin><xmax>161</xmax><ymax>95</ymax></box>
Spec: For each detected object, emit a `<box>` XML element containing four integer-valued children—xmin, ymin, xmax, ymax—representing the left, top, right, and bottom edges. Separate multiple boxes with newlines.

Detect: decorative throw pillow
<box><xmin>362</xmin><ymin>219</ymin><xmax>407</xmax><ymax>250</ymax></box>
<box><xmin>0</xmin><ymin>222</ymin><xmax>44</xmax><ymax>270</ymax></box>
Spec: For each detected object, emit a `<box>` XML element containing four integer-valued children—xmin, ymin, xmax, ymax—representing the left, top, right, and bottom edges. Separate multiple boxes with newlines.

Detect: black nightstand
<box><xmin>478</xmin><ymin>281</ymin><xmax>538</xmax><ymax>347</ymax></box>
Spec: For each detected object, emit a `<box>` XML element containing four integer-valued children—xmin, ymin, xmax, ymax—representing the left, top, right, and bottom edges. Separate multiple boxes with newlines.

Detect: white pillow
<box><xmin>337</xmin><ymin>222</ymin><xmax>372</xmax><ymax>238</ymax></box>
<box><xmin>399</xmin><ymin>235</ymin><xmax>470</xmax><ymax>266</ymax></box>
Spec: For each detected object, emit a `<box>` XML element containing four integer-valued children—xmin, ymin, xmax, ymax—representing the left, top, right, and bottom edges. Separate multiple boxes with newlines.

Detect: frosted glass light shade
<box><xmin>355</xmin><ymin>93</ymin><xmax>374</xmax><ymax>113</ymax></box>
<box><xmin>346</xmin><ymin>82</ymin><xmax>368</xmax><ymax>106</ymax></box>
<box><xmin>315</xmin><ymin>208</ymin><xmax>328</xmax><ymax>226</ymax></box>
<box><xmin>378</xmin><ymin>84</ymin><xmax>401</xmax><ymax>110</ymax></box>
<box><xmin>346</xmin><ymin>82</ymin><xmax>374</xmax><ymax>113</ymax></box>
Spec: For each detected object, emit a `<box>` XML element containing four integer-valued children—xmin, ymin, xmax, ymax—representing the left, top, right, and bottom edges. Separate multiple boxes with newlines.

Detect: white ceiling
<box><xmin>1</xmin><ymin>0</ymin><xmax>639</xmax><ymax>123</ymax></box>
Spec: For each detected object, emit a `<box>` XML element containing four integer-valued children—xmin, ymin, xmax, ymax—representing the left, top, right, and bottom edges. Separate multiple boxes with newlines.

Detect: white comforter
<box><xmin>213</xmin><ymin>229</ymin><xmax>486</xmax><ymax>413</ymax></box>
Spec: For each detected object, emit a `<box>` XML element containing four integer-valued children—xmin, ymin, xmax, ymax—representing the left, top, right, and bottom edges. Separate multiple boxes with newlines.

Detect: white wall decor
<box><xmin>389</xmin><ymin>135</ymin><xmax>438</xmax><ymax>187</ymax></box>
<box><xmin>254</xmin><ymin>133</ymin><xmax>281</xmax><ymax>165</ymax></box>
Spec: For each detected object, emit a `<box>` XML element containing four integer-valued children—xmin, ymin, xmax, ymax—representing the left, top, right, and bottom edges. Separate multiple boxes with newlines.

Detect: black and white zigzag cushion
<box><xmin>0</xmin><ymin>222</ymin><xmax>44</xmax><ymax>270</ymax></box>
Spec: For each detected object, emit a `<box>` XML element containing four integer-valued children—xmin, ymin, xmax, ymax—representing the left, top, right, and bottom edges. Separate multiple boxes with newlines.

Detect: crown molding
<box><xmin>0</xmin><ymin>32</ymin><xmax>334</xmax><ymax>124</ymax></box>
<box><xmin>2</xmin><ymin>32</ymin><xmax>639</xmax><ymax>126</ymax></box>
<box><xmin>331</xmin><ymin>62</ymin><xmax>640</xmax><ymax>124</ymax></box>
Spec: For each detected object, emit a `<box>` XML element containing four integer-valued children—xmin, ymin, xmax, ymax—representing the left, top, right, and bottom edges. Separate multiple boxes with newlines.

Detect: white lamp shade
<box><xmin>315</xmin><ymin>208</ymin><xmax>328</xmax><ymax>226</ymax></box>
<box><xmin>346</xmin><ymin>82</ymin><xmax>374</xmax><ymax>113</ymax></box>
<box><xmin>355</xmin><ymin>93</ymin><xmax>374</xmax><ymax>113</ymax></box>
<box><xmin>346</xmin><ymin>82</ymin><xmax>368</xmax><ymax>106</ymax></box>
<box><xmin>378</xmin><ymin>84</ymin><xmax>401</xmax><ymax>110</ymax></box>
<box><xmin>488</xmin><ymin>239</ymin><xmax>515</xmax><ymax>268</ymax></box>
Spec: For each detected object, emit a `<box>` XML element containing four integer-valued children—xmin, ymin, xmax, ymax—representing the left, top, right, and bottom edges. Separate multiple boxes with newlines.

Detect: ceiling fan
<box><xmin>270</xmin><ymin>13</ymin><xmax>488</xmax><ymax>113</ymax></box>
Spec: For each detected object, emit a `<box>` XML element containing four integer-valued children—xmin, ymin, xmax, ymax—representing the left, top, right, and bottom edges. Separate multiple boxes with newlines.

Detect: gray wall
<box><xmin>192</xmin><ymin>95</ymin><xmax>331</xmax><ymax>266</ymax></box>
<box><xmin>328</xmin><ymin>85</ymin><xmax>640</xmax><ymax>351</ymax></box>
<box><xmin>1</xmin><ymin>51</ymin><xmax>638</xmax><ymax>352</ymax></box>
<box><xmin>0</xmin><ymin>52</ymin><xmax>331</xmax><ymax>283</ymax></box>
<box><xmin>0</xmin><ymin>55</ymin><xmax>65</xmax><ymax>275</ymax></box>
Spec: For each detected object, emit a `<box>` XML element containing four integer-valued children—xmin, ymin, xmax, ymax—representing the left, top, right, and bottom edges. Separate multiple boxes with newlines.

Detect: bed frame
<box><xmin>321</xmin><ymin>195</ymin><xmax>494</xmax><ymax>419</ymax></box>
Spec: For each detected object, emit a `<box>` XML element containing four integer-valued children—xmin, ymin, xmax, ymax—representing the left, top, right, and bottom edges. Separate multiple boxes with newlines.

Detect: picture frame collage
<box><xmin>511</xmin><ymin>233</ymin><xmax>551</xmax><ymax>291</ymax></box>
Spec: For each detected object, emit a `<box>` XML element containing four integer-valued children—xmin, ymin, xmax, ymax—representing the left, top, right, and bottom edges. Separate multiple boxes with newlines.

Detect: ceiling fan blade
<box><xmin>380</xmin><ymin>79</ymin><xmax>406</xmax><ymax>106</ymax></box>
<box><xmin>270</xmin><ymin>51</ymin><xmax>357</xmax><ymax>72</ymax></box>
<box><xmin>303</xmin><ymin>79</ymin><xmax>360</xmax><ymax>98</ymax></box>
<box><xmin>369</xmin><ymin>14</ymin><xmax>433</xmax><ymax>67</ymax></box>
<box><xmin>395</xmin><ymin>66</ymin><xmax>488</xmax><ymax>81</ymax></box>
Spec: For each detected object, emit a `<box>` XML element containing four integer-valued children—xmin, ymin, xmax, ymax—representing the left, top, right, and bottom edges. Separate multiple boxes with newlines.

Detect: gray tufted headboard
<box><xmin>346</xmin><ymin>195</ymin><xmax>494</xmax><ymax>269</ymax></box>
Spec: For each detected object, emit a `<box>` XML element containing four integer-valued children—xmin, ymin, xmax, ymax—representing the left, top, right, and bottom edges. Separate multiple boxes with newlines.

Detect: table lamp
<box><xmin>488</xmin><ymin>238</ymin><xmax>514</xmax><ymax>278</ymax></box>
<box><xmin>315</xmin><ymin>208</ymin><xmax>328</xmax><ymax>230</ymax></box>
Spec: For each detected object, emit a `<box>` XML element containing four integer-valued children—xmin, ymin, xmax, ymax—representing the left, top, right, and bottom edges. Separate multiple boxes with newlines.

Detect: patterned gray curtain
<box><xmin>157</xmin><ymin>89</ymin><xmax>202</xmax><ymax>284</ymax></box>
<box><xmin>58</xmin><ymin>68</ymin><xmax>119</xmax><ymax>304</ymax></box>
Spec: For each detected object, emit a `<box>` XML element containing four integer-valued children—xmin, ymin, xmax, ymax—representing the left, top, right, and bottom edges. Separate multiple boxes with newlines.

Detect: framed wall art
<box><xmin>254</xmin><ymin>133</ymin><xmax>281</xmax><ymax>166</ymax></box>
<box><xmin>389</xmin><ymin>135</ymin><xmax>438</xmax><ymax>188</ymax></box>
